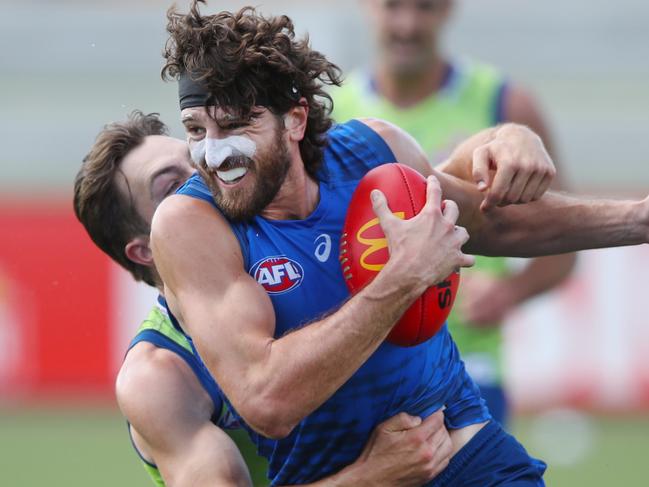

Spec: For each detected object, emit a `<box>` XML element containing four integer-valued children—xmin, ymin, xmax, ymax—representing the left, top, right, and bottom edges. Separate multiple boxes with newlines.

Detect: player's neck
<box><xmin>260</xmin><ymin>154</ymin><xmax>320</xmax><ymax>221</ymax></box>
<box><xmin>374</xmin><ymin>57</ymin><xmax>448</xmax><ymax>108</ymax></box>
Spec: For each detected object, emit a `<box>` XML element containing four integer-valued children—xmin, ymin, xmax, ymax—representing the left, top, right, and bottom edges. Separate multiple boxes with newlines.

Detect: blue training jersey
<box><xmin>177</xmin><ymin>119</ymin><xmax>490</xmax><ymax>485</ymax></box>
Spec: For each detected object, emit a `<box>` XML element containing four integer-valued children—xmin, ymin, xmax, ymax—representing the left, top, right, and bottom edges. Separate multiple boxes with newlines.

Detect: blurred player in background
<box><xmin>73</xmin><ymin>111</ymin><xmax>454</xmax><ymax>487</ymax></box>
<box><xmin>333</xmin><ymin>0</ymin><xmax>576</xmax><ymax>426</ymax></box>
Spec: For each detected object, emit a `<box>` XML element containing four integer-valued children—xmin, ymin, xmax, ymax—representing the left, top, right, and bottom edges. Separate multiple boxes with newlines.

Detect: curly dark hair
<box><xmin>73</xmin><ymin>111</ymin><xmax>168</xmax><ymax>287</ymax></box>
<box><xmin>162</xmin><ymin>1</ymin><xmax>343</xmax><ymax>177</ymax></box>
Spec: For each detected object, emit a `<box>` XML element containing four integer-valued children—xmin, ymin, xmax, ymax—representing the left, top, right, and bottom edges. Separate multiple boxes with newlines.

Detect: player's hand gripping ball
<box><xmin>340</xmin><ymin>163</ymin><xmax>460</xmax><ymax>346</ymax></box>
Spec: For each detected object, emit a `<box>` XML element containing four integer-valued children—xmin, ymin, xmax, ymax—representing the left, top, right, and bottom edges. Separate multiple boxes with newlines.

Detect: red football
<box><xmin>340</xmin><ymin>163</ymin><xmax>460</xmax><ymax>347</ymax></box>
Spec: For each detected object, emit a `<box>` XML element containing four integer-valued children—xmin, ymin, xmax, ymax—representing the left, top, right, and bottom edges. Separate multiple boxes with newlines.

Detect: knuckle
<box><xmin>419</xmin><ymin>448</ymin><xmax>435</xmax><ymax>464</ymax></box>
<box><xmin>441</xmin><ymin>219</ymin><xmax>455</xmax><ymax>235</ymax></box>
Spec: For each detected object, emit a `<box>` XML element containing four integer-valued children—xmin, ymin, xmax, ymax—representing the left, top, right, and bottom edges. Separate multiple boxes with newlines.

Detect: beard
<box><xmin>199</xmin><ymin>125</ymin><xmax>291</xmax><ymax>222</ymax></box>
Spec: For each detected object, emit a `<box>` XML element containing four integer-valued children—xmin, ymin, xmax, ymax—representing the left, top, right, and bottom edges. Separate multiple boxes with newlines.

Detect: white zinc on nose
<box><xmin>190</xmin><ymin>136</ymin><xmax>257</xmax><ymax>168</ymax></box>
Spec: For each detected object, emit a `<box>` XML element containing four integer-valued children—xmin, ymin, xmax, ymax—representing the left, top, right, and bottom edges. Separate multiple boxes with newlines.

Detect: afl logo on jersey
<box><xmin>251</xmin><ymin>256</ymin><xmax>304</xmax><ymax>294</ymax></box>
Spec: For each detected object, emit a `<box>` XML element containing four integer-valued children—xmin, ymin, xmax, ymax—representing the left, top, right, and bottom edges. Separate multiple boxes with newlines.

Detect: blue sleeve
<box><xmin>176</xmin><ymin>172</ymin><xmax>215</xmax><ymax>203</ymax></box>
<box><xmin>321</xmin><ymin>119</ymin><xmax>397</xmax><ymax>183</ymax></box>
<box><xmin>346</xmin><ymin>119</ymin><xmax>396</xmax><ymax>163</ymax></box>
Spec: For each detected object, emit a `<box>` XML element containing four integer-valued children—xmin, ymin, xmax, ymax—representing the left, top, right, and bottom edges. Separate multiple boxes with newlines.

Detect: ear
<box><xmin>124</xmin><ymin>236</ymin><xmax>154</xmax><ymax>268</ymax></box>
<box><xmin>284</xmin><ymin>99</ymin><xmax>309</xmax><ymax>143</ymax></box>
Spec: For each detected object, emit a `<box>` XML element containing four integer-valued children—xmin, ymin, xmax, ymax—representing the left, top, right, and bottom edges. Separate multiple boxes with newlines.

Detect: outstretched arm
<box><xmin>362</xmin><ymin>118</ymin><xmax>649</xmax><ymax>256</ymax></box>
<box><xmin>450</xmin><ymin>85</ymin><xmax>575</xmax><ymax>323</ymax></box>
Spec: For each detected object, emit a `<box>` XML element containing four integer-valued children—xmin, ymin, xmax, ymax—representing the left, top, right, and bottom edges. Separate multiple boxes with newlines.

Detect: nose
<box><xmin>193</xmin><ymin>136</ymin><xmax>257</xmax><ymax>169</ymax></box>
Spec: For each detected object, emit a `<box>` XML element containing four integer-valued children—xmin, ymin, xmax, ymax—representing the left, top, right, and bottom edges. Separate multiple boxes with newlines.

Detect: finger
<box><xmin>501</xmin><ymin>170</ymin><xmax>528</xmax><ymax>206</ymax></box>
<box><xmin>423</xmin><ymin>175</ymin><xmax>443</xmax><ymax>213</ymax></box>
<box><xmin>427</xmin><ymin>419</ymin><xmax>451</xmax><ymax>448</ymax></box>
<box><xmin>427</xmin><ymin>455</ymin><xmax>451</xmax><ymax>479</ymax></box>
<box><xmin>417</xmin><ymin>410</ymin><xmax>445</xmax><ymax>437</ymax></box>
<box><xmin>460</xmin><ymin>253</ymin><xmax>475</xmax><ymax>268</ymax></box>
<box><xmin>517</xmin><ymin>171</ymin><xmax>545</xmax><ymax>204</ymax></box>
<box><xmin>533</xmin><ymin>173</ymin><xmax>553</xmax><ymax>201</ymax></box>
<box><xmin>471</xmin><ymin>145</ymin><xmax>492</xmax><ymax>191</ymax></box>
<box><xmin>427</xmin><ymin>430</ymin><xmax>453</xmax><ymax>477</ymax></box>
<box><xmin>483</xmin><ymin>163</ymin><xmax>516</xmax><ymax>211</ymax></box>
<box><xmin>380</xmin><ymin>412</ymin><xmax>423</xmax><ymax>432</ymax></box>
<box><xmin>441</xmin><ymin>199</ymin><xmax>460</xmax><ymax>224</ymax></box>
<box><xmin>371</xmin><ymin>189</ymin><xmax>399</xmax><ymax>228</ymax></box>
<box><xmin>453</xmin><ymin>225</ymin><xmax>470</xmax><ymax>248</ymax></box>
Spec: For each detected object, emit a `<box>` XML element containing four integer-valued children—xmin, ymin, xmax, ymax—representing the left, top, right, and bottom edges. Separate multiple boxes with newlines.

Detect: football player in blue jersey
<box><xmin>150</xmin><ymin>3</ymin><xmax>649</xmax><ymax>486</ymax></box>
<box><xmin>74</xmin><ymin>111</ymin><xmax>454</xmax><ymax>487</ymax></box>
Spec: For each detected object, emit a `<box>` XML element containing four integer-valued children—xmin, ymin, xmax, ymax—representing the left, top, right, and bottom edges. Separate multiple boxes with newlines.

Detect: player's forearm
<box><xmin>469</xmin><ymin>192</ymin><xmax>649</xmax><ymax>257</ymax></box>
<box><xmin>244</xmin><ymin>263</ymin><xmax>422</xmax><ymax>438</ymax></box>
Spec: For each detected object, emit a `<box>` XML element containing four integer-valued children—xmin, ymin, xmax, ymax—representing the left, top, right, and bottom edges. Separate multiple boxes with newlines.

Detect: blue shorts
<box><xmin>428</xmin><ymin>421</ymin><xmax>546</xmax><ymax>486</ymax></box>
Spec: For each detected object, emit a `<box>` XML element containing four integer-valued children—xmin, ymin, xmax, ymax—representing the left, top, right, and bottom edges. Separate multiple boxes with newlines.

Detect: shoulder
<box><xmin>151</xmin><ymin>194</ymin><xmax>241</xmax><ymax>266</ymax></box>
<box><xmin>153</xmin><ymin>193</ymin><xmax>225</xmax><ymax>232</ymax></box>
<box><xmin>116</xmin><ymin>342</ymin><xmax>213</xmax><ymax>432</ymax></box>
<box><xmin>355</xmin><ymin>118</ymin><xmax>432</xmax><ymax>176</ymax></box>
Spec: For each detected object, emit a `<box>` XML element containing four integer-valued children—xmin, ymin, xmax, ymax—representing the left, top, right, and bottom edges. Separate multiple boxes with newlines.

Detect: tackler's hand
<box><xmin>351</xmin><ymin>410</ymin><xmax>453</xmax><ymax>487</ymax></box>
<box><xmin>472</xmin><ymin>124</ymin><xmax>556</xmax><ymax>211</ymax></box>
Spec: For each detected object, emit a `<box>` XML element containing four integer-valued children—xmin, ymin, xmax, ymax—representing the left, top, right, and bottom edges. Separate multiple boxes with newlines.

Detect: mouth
<box><xmin>389</xmin><ymin>36</ymin><xmax>422</xmax><ymax>51</ymax></box>
<box><xmin>213</xmin><ymin>156</ymin><xmax>251</xmax><ymax>186</ymax></box>
<box><xmin>217</xmin><ymin>166</ymin><xmax>248</xmax><ymax>184</ymax></box>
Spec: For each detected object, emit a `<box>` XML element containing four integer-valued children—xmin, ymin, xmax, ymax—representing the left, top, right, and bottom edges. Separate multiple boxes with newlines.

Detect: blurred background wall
<box><xmin>1</xmin><ymin>1</ymin><xmax>648</xmax><ymax>485</ymax></box>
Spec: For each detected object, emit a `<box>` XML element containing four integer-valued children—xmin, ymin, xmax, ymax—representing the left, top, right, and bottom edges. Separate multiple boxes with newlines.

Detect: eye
<box><xmin>165</xmin><ymin>179</ymin><xmax>183</xmax><ymax>197</ymax></box>
<box><xmin>185</xmin><ymin>125</ymin><xmax>206</xmax><ymax>139</ymax></box>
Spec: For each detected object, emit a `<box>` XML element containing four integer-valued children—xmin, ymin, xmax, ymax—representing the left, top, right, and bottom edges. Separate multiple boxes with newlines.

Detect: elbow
<box><xmin>238</xmin><ymin>397</ymin><xmax>299</xmax><ymax>440</ymax></box>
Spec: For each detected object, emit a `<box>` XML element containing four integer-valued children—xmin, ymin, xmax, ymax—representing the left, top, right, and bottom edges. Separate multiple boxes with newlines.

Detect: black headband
<box><xmin>178</xmin><ymin>71</ymin><xmax>210</xmax><ymax>110</ymax></box>
<box><xmin>178</xmin><ymin>70</ymin><xmax>301</xmax><ymax>110</ymax></box>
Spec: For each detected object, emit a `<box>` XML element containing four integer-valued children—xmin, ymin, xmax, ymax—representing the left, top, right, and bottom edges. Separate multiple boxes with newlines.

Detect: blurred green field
<box><xmin>0</xmin><ymin>406</ymin><xmax>647</xmax><ymax>486</ymax></box>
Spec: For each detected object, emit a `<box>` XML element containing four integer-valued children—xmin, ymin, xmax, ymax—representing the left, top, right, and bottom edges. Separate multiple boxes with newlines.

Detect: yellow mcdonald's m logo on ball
<box><xmin>356</xmin><ymin>212</ymin><xmax>405</xmax><ymax>271</ymax></box>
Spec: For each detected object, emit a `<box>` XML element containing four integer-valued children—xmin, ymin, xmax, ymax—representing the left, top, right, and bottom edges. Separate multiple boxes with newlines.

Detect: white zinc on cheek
<box><xmin>190</xmin><ymin>139</ymin><xmax>206</xmax><ymax>167</ymax></box>
<box><xmin>193</xmin><ymin>136</ymin><xmax>257</xmax><ymax>169</ymax></box>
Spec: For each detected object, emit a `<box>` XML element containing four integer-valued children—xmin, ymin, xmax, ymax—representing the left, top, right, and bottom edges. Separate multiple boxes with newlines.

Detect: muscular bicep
<box><xmin>150</xmin><ymin>195</ymin><xmax>276</xmax><ymax>411</ymax></box>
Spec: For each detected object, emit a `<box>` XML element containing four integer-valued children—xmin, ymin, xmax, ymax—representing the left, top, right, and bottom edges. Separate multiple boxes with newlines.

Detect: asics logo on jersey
<box><xmin>356</xmin><ymin>212</ymin><xmax>405</xmax><ymax>271</ymax></box>
<box><xmin>251</xmin><ymin>256</ymin><xmax>304</xmax><ymax>294</ymax></box>
<box><xmin>314</xmin><ymin>234</ymin><xmax>332</xmax><ymax>262</ymax></box>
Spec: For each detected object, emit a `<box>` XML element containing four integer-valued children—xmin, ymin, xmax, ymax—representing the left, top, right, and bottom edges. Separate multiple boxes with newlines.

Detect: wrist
<box><xmin>378</xmin><ymin>257</ymin><xmax>428</xmax><ymax>299</ymax></box>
